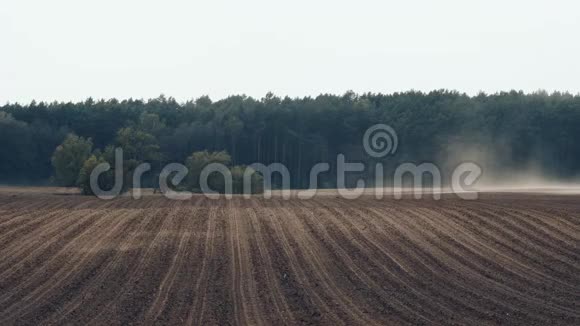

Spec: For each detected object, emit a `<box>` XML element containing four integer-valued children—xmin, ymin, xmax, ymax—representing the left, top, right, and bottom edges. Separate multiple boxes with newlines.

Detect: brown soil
<box><xmin>0</xmin><ymin>192</ymin><xmax>578</xmax><ymax>325</ymax></box>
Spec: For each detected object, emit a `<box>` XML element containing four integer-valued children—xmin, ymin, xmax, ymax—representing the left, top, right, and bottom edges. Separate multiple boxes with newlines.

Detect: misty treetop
<box><xmin>1</xmin><ymin>90</ymin><xmax>580</xmax><ymax>187</ymax></box>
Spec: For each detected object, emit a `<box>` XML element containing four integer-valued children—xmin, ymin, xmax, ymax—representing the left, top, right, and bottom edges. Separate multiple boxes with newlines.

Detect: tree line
<box><xmin>1</xmin><ymin>90</ymin><xmax>579</xmax><ymax>189</ymax></box>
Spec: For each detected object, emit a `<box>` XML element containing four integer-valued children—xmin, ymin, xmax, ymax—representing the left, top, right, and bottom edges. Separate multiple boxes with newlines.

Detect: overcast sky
<box><xmin>1</xmin><ymin>0</ymin><xmax>579</xmax><ymax>103</ymax></box>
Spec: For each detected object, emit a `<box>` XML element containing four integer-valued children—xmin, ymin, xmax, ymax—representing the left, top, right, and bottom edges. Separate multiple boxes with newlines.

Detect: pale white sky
<box><xmin>1</xmin><ymin>0</ymin><xmax>579</xmax><ymax>103</ymax></box>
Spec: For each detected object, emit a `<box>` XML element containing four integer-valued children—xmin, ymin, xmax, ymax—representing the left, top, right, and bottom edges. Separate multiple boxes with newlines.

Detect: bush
<box><xmin>77</xmin><ymin>148</ymin><xmax>131</xmax><ymax>196</ymax></box>
<box><xmin>231</xmin><ymin>165</ymin><xmax>263</xmax><ymax>194</ymax></box>
<box><xmin>51</xmin><ymin>134</ymin><xmax>93</xmax><ymax>186</ymax></box>
<box><xmin>185</xmin><ymin>150</ymin><xmax>231</xmax><ymax>192</ymax></box>
<box><xmin>183</xmin><ymin>151</ymin><xmax>263</xmax><ymax>194</ymax></box>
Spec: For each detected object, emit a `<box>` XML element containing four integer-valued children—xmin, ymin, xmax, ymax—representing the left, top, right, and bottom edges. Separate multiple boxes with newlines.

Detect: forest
<box><xmin>1</xmin><ymin>90</ymin><xmax>579</xmax><ymax>189</ymax></box>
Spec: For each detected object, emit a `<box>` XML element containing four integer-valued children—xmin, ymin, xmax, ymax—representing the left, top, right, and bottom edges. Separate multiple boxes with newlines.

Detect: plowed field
<box><xmin>0</xmin><ymin>192</ymin><xmax>578</xmax><ymax>325</ymax></box>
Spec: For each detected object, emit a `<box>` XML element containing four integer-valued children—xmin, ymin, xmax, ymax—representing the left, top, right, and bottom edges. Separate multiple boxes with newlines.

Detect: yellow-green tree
<box><xmin>51</xmin><ymin>134</ymin><xmax>93</xmax><ymax>186</ymax></box>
